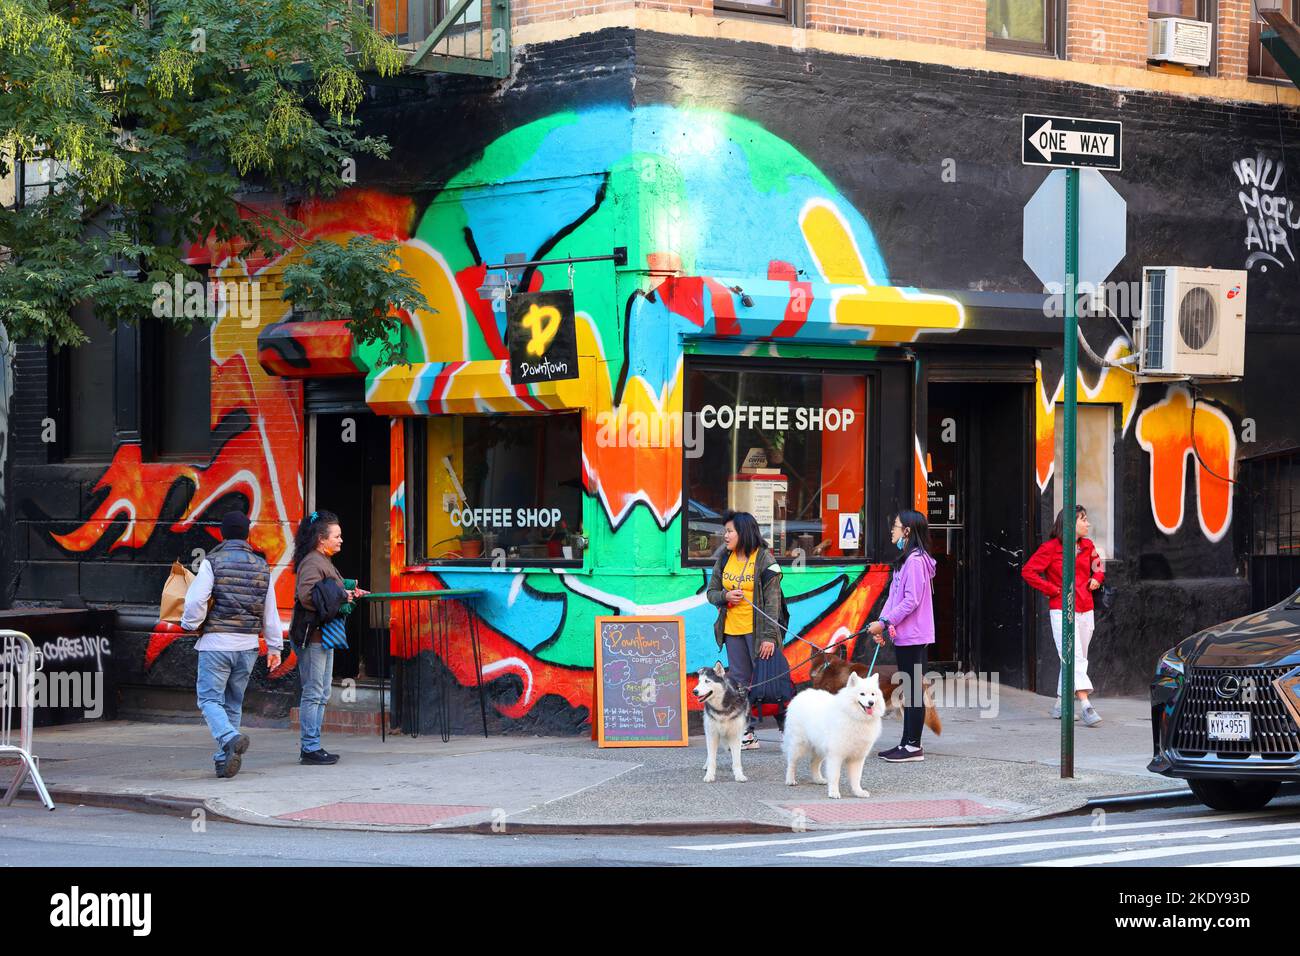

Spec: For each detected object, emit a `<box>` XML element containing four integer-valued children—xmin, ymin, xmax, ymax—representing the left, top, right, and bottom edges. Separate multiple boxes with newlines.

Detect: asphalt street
<box><xmin>4</xmin><ymin>794</ymin><xmax>1300</xmax><ymax>867</ymax></box>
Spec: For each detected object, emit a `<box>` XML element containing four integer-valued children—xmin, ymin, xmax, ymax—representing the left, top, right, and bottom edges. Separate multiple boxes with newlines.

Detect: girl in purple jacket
<box><xmin>868</xmin><ymin>509</ymin><xmax>938</xmax><ymax>762</ymax></box>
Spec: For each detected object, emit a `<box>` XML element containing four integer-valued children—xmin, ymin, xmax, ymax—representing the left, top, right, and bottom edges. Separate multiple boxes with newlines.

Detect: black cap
<box><xmin>220</xmin><ymin>510</ymin><xmax>251</xmax><ymax>541</ymax></box>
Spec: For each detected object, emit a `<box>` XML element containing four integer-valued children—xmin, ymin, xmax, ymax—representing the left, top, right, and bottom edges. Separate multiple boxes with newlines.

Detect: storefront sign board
<box><xmin>506</xmin><ymin>290</ymin><xmax>579</xmax><ymax>385</ymax></box>
<box><xmin>594</xmin><ymin>616</ymin><xmax>688</xmax><ymax>747</ymax></box>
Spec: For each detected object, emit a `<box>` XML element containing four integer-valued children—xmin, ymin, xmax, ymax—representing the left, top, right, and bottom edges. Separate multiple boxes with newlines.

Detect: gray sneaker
<box><xmin>1051</xmin><ymin>699</ymin><xmax>1079</xmax><ymax>721</ymax></box>
<box><xmin>1082</xmin><ymin>705</ymin><xmax>1103</xmax><ymax>727</ymax></box>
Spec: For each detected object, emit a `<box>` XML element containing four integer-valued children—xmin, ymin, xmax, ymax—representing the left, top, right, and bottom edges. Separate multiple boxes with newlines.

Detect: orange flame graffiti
<box><xmin>1135</xmin><ymin>387</ymin><xmax>1236</xmax><ymax>542</ymax></box>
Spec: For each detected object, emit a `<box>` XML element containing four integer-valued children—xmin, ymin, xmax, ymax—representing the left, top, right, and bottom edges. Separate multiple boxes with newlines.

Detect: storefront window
<box><xmin>421</xmin><ymin>413</ymin><xmax>584</xmax><ymax>564</ymax></box>
<box><xmin>684</xmin><ymin>364</ymin><xmax>872</xmax><ymax>564</ymax></box>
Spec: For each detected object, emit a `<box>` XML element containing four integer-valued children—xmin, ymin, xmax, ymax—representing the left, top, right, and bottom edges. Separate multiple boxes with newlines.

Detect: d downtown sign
<box><xmin>1021</xmin><ymin>112</ymin><xmax>1124</xmax><ymax>778</ymax></box>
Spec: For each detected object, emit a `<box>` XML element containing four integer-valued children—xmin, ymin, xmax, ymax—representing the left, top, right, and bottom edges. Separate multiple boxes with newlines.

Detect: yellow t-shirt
<box><xmin>722</xmin><ymin>551</ymin><xmax>758</xmax><ymax>636</ymax></box>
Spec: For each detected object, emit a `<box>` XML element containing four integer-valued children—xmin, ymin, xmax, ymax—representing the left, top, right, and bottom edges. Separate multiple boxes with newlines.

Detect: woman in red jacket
<box><xmin>1022</xmin><ymin>505</ymin><xmax>1106</xmax><ymax>727</ymax></box>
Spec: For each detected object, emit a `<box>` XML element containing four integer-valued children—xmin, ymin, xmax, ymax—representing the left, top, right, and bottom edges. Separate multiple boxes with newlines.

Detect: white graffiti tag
<box><xmin>1233</xmin><ymin>154</ymin><xmax>1300</xmax><ymax>272</ymax></box>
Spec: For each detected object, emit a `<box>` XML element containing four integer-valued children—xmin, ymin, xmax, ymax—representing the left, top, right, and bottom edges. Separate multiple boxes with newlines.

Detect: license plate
<box><xmin>1208</xmin><ymin>711</ymin><xmax>1252</xmax><ymax>741</ymax></box>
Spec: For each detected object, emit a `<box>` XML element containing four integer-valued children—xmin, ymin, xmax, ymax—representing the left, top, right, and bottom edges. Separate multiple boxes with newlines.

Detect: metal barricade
<box><xmin>1</xmin><ymin>630</ymin><xmax>55</xmax><ymax>810</ymax></box>
<box><xmin>360</xmin><ymin>591</ymin><xmax>487</xmax><ymax>742</ymax></box>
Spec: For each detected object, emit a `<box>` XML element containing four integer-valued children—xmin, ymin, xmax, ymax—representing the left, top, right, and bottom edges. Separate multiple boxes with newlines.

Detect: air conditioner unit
<box><xmin>1139</xmin><ymin>267</ymin><xmax>1246</xmax><ymax>378</ymax></box>
<box><xmin>1149</xmin><ymin>17</ymin><xmax>1213</xmax><ymax>68</ymax></box>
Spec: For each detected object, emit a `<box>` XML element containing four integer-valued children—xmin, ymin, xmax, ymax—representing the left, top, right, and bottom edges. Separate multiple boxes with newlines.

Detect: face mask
<box><xmin>895</xmin><ymin>537</ymin><xmax>905</xmax><ymax>551</ymax></box>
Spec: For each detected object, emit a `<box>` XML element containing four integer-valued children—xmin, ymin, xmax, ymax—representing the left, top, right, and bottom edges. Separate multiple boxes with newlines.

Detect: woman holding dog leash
<box><xmin>868</xmin><ymin>509</ymin><xmax>937</xmax><ymax>763</ymax></box>
<box><xmin>1021</xmin><ymin>504</ymin><xmax>1105</xmax><ymax>727</ymax></box>
<box><xmin>707</xmin><ymin>510</ymin><xmax>784</xmax><ymax>751</ymax></box>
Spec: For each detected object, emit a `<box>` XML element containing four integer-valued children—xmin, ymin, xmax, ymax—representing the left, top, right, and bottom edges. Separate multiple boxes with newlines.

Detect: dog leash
<box><xmin>729</xmin><ymin>592</ymin><xmax>885</xmax><ymax>694</ymax></box>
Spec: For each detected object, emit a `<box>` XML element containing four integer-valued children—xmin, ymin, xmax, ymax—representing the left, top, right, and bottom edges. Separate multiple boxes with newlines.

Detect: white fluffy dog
<box><xmin>782</xmin><ymin>672</ymin><xmax>884</xmax><ymax>799</ymax></box>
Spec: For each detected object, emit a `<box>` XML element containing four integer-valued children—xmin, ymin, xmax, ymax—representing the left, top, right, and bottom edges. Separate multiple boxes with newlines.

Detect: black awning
<box><xmin>914</xmin><ymin>290</ymin><xmax>1060</xmax><ymax>349</ymax></box>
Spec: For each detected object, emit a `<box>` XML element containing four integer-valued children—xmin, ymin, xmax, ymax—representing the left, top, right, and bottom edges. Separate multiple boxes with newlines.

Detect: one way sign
<box><xmin>1022</xmin><ymin>114</ymin><xmax>1122</xmax><ymax>171</ymax></box>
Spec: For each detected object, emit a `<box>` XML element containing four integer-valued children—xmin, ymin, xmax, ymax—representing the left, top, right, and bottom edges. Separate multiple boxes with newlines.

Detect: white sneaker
<box><xmin>1082</xmin><ymin>705</ymin><xmax>1103</xmax><ymax>727</ymax></box>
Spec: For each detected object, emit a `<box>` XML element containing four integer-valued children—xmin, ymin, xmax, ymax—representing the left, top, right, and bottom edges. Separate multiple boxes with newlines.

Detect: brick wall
<box><xmin>1218</xmin><ymin>0</ymin><xmax>1252</xmax><ymax>79</ymax></box>
<box><xmin>516</xmin><ymin>0</ymin><xmax>650</xmax><ymax>28</ymax></box>
<box><xmin>805</xmin><ymin>0</ymin><xmax>984</xmax><ymax>46</ymax></box>
<box><xmin>1066</xmin><ymin>0</ymin><xmax>1148</xmax><ymax>66</ymax></box>
<box><xmin>511</xmin><ymin>0</ymin><xmax>1275</xmax><ymax>91</ymax></box>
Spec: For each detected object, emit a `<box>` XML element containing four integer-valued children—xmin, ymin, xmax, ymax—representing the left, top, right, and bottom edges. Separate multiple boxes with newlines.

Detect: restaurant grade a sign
<box><xmin>506</xmin><ymin>290</ymin><xmax>580</xmax><ymax>385</ymax></box>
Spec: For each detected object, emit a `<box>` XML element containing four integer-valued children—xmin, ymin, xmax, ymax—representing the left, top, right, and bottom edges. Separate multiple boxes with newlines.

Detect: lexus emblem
<box><xmin>1215</xmin><ymin>674</ymin><xmax>1242</xmax><ymax>699</ymax></box>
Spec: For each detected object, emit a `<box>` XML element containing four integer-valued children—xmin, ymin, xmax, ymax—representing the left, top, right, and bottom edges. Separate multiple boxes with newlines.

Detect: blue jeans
<box><xmin>297</xmin><ymin>643</ymin><xmax>334</xmax><ymax>753</ymax></box>
<box><xmin>196</xmin><ymin>649</ymin><xmax>258</xmax><ymax>762</ymax></box>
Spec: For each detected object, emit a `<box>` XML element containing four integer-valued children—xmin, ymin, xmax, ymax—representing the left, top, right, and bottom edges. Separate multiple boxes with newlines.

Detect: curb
<box><xmin>1083</xmin><ymin>787</ymin><xmax>1195</xmax><ymax>809</ymax></box>
<box><xmin>14</xmin><ymin>786</ymin><xmax>1177</xmax><ymax>836</ymax></box>
<box><xmin>16</xmin><ymin>788</ymin><xmax>243</xmax><ymax>825</ymax></box>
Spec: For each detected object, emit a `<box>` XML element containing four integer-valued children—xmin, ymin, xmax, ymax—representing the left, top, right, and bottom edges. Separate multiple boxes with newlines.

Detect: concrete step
<box><xmin>290</xmin><ymin>684</ymin><xmax>391</xmax><ymax>737</ymax></box>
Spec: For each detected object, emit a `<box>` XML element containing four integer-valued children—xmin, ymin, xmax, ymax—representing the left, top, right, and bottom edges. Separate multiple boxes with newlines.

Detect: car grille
<box><xmin>1173</xmin><ymin>666</ymin><xmax>1300</xmax><ymax>758</ymax></box>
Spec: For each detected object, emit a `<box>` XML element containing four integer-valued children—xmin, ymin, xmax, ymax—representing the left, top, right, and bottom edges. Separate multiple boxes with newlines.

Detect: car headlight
<box><xmin>1155</xmin><ymin>647</ymin><xmax>1185</xmax><ymax>680</ymax></box>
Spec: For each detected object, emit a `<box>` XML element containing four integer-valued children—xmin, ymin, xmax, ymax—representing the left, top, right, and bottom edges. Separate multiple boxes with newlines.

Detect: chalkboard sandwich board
<box><xmin>594</xmin><ymin>616</ymin><xmax>688</xmax><ymax>748</ymax></box>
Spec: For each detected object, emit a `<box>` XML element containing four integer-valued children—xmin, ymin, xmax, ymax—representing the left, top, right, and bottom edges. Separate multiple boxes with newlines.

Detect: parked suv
<box><xmin>1149</xmin><ymin>591</ymin><xmax>1300</xmax><ymax>811</ymax></box>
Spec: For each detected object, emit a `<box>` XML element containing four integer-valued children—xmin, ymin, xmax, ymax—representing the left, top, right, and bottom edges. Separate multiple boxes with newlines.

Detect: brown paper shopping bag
<box><xmin>159</xmin><ymin>560</ymin><xmax>195</xmax><ymax>624</ymax></box>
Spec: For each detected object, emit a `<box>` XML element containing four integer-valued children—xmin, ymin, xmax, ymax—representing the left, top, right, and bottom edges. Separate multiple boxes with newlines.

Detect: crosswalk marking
<box><xmin>671</xmin><ymin>826</ymin><xmax>935</xmax><ymax>852</ymax></box>
<box><xmin>895</xmin><ymin>819</ymin><xmax>1300</xmax><ymax>863</ymax></box>
<box><xmin>1027</xmin><ymin>836</ymin><xmax>1300</xmax><ymax>866</ymax></box>
<box><xmin>1191</xmin><ymin>854</ymin><xmax>1300</xmax><ymax>867</ymax></box>
<box><xmin>783</xmin><ymin>811</ymin><xmax>1282</xmax><ymax>860</ymax></box>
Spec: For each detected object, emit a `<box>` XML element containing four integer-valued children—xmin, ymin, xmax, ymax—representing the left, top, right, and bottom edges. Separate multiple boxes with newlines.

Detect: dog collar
<box><xmin>811</xmin><ymin>659</ymin><xmax>833</xmax><ymax>678</ymax></box>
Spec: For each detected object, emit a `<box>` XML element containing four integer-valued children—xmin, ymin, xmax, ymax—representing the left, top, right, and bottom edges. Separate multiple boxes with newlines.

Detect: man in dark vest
<box><xmin>182</xmin><ymin>510</ymin><xmax>284</xmax><ymax>778</ymax></box>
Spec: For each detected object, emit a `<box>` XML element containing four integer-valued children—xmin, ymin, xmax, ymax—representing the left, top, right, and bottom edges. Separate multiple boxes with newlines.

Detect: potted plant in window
<box><xmin>546</xmin><ymin>519</ymin><xmax>570</xmax><ymax>559</ymax></box>
<box><xmin>768</xmin><ymin>430</ymin><xmax>787</xmax><ymax>466</ymax></box>
<box><xmin>459</xmin><ymin>525</ymin><xmax>484</xmax><ymax>558</ymax></box>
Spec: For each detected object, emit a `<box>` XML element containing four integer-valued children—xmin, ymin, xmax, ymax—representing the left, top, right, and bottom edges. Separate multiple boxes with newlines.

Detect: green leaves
<box><xmin>1</xmin><ymin>0</ymin><xmax>415</xmax><ymax>349</ymax></box>
<box><xmin>282</xmin><ymin>236</ymin><xmax>433</xmax><ymax>371</ymax></box>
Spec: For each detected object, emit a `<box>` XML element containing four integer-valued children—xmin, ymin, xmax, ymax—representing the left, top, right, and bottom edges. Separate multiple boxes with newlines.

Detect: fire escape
<box><xmin>1260</xmin><ymin>7</ymin><xmax>1300</xmax><ymax>87</ymax></box>
<box><xmin>362</xmin><ymin>0</ymin><xmax>511</xmax><ymax>77</ymax></box>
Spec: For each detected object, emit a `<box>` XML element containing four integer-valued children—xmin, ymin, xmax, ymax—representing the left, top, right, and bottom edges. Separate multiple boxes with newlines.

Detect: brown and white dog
<box><xmin>809</xmin><ymin>645</ymin><xmax>942</xmax><ymax>736</ymax></box>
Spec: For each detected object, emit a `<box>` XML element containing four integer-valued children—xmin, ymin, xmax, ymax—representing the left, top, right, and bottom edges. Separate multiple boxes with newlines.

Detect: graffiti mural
<box><xmin>1135</xmin><ymin>387</ymin><xmax>1236</xmax><ymax>543</ymax></box>
<box><xmin>14</xmin><ymin>74</ymin><xmax>1276</xmax><ymax>725</ymax></box>
<box><xmin>35</xmin><ymin>198</ymin><xmax>422</xmax><ymax>677</ymax></box>
<box><xmin>1035</xmin><ymin>338</ymin><xmax>1237</xmax><ymax>544</ymax></box>
<box><xmin>355</xmin><ymin>105</ymin><xmax>964</xmax><ymax>726</ymax></box>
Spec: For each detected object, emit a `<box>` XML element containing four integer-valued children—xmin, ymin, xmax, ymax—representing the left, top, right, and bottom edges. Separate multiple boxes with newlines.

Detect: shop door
<box><xmin>968</xmin><ymin>383</ymin><xmax>1034</xmax><ymax>689</ymax></box>
<box><xmin>926</xmin><ymin>398</ymin><xmax>966</xmax><ymax>667</ymax></box>
<box><xmin>926</xmin><ymin>381</ymin><xmax>1034</xmax><ymax>686</ymax></box>
<box><xmin>308</xmin><ymin>411</ymin><xmax>391</xmax><ymax>682</ymax></box>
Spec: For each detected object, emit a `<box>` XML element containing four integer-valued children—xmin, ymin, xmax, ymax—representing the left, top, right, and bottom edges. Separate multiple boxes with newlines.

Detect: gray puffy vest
<box><xmin>206</xmin><ymin>540</ymin><xmax>270</xmax><ymax>634</ymax></box>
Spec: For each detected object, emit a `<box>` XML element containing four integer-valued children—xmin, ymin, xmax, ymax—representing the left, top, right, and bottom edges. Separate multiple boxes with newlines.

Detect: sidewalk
<box><xmin>12</xmin><ymin>688</ymin><xmax>1183</xmax><ymax>833</ymax></box>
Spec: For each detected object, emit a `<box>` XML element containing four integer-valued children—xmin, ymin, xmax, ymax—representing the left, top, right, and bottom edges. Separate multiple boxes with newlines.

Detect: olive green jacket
<box><xmin>706</xmin><ymin>547</ymin><xmax>785</xmax><ymax>654</ymax></box>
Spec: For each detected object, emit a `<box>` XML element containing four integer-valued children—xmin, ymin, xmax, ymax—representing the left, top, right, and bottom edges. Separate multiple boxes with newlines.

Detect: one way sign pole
<box><xmin>1021</xmin><ymin>111</ymin><xmax>1122</xmax><ymax>778</ymax></box>
<box><xmin>1060</xmin><ymin>166</ymin><xmax>1079</xmax><ymax>780</ymax></box>
<box><xmin>1023</xmin><ymin>114</ymin><xmax>1123</xmax><ymax>171</ymax></box>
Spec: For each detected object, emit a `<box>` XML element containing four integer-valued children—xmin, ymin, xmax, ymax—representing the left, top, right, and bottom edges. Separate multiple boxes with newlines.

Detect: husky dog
<box><xmin>782</xmin><ymin>672</ymin><xmax>884</xmax><ymax>799</ymax></box>
<box><xmin>693</xmin><ymin>662</ymin><xmax>749</xmax><ymax>783</ymax></box>
<box><xmin>809</xmin><ymin>646</ymin><xmax>942</xmax><ymax>736</ymax></box>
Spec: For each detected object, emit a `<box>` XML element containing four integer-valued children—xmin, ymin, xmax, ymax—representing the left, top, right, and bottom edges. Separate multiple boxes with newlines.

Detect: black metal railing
<box><xmin>1241</xmin><ymin>449</ymin><xmax>1300</xmax><ymax>610</ymax></box>
<box><xmin>358</xmin><ymin>589</ymin><xmax>487</xmax><ymax>742</ymax></box>
<box><xmin>358</xmin><ymin>0</ymin><xmax>510</xmax><ymax>76</ymax></box>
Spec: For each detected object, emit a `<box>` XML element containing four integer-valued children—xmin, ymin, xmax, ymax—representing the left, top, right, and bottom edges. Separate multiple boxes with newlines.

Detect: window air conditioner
<box><xmin>1139</xmin><ymin>267</ymin><xmax>1246</xmax><ymax>378</ymax></box>
<box><xmin>1148</xmin><ymin>17</ymin><xmax>1213</xmax><ymax>68</ymax></box>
